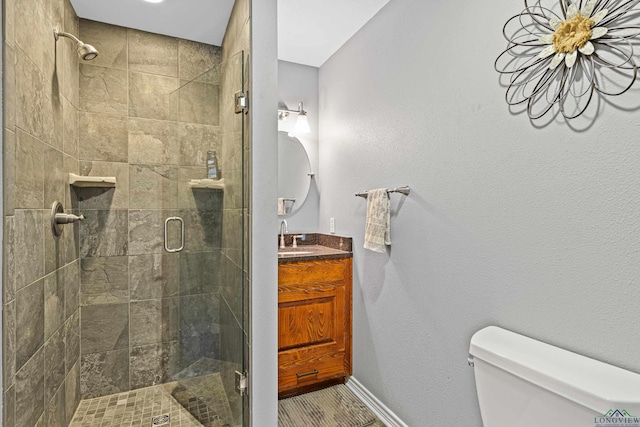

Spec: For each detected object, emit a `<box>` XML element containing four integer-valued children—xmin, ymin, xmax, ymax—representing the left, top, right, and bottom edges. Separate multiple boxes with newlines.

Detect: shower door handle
<box><xmin>164</xmin><ymin>216</ymin><xmax>184</xmax><ymax>253</ymax></box>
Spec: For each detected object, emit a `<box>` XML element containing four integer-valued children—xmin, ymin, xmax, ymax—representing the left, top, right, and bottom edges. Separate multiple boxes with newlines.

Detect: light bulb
<box><xmin>293</xmin><ymin>112</ymin><xmax>310</xmax><ymax>134</ymax></box>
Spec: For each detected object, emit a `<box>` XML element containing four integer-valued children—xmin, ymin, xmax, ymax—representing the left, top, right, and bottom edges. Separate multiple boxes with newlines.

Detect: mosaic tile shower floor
<box><xmin>69</xmin><ymin>373</ymin><xmax>233</xmax><ymax>427</ymax></box>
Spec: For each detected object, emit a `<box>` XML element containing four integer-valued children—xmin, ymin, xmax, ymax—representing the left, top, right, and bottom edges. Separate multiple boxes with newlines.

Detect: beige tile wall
<box><xmin>3</xmin><ymin>2</ymin><xmax>249</xmax><ymax>425</ymax></box>
<box><xmin>76</xmin><ymin>19</ymin><xmax>226</xmax><ymax>401</ymax></box>
<box><xmin>3</xmin><ymin>0</ymin><xmax>82</xmax><ymax>425</ymax></box>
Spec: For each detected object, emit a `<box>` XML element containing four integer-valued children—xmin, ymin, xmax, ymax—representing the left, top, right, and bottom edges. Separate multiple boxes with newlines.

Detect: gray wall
<box><xmin>277</xmin><ymin>60</ymin><xmax>319</xmax><ymax>232</ymax></box>
<box><xmin>318</xmin><ymin>1</ymin><xmax>640</xmax><ymax>425</ymax></box>
<box><xmin>250</xmin><ymin>0</ymin><xmax>279</xmax><ymax>424</ymax></box>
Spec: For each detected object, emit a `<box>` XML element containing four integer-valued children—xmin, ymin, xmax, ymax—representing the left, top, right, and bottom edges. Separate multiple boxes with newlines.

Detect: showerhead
<box><xmin>53</xmin><ymin>27</ymin><xmax>99</xmax><ymax>61</ymax></box>
<box><xmin>77</xmin><ymin>43</ymin><xmax>99</xmax><ymax>61</ymax></box>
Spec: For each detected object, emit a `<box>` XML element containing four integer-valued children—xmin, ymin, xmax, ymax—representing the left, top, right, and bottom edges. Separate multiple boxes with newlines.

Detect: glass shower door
<box><xmin>162</xmin><ymin>50</ymin><xmax>246</xmax><ymax>427</ymax></box>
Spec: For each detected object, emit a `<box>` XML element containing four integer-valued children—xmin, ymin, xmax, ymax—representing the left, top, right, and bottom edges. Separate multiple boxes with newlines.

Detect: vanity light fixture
<box><xmin>293</xmin><ymin>109</ymin><xmax>310</xmax><ymax>134</ymax></box>
<box><xmin>278</xmin><ymin>102</ymin><xmax>311</xmax><ymax>135</ymax></box>
<box><xmin>144</xmin><ymin>0</ymin><xmax>164</xmax><ymax>3</ymax></box>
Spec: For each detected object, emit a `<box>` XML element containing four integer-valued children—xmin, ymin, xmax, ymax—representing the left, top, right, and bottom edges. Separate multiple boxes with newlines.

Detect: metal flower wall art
<box><xmin>496</xmin><ymin>0</ymin><xmax>640</xmax><ymax>120</ymax></box>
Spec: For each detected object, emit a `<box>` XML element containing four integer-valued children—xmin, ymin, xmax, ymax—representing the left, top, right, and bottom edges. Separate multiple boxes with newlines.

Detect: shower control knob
<box><xmin>55</xmin><ymin>212</ymin><xmax>85</xmax><ymax>224</ymax></box>
<box><xmin>50</xmin><ymin>201</ymin><xmax>85</xmax><ymax>237</ymax></box>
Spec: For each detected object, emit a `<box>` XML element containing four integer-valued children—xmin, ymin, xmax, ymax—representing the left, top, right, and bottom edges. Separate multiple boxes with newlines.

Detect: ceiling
<box><xmin>278</xmin><ymin>0</ymin><xmax>390</xmax><ymax>67</ymax></box>
<box><xmin>69</xmin><ymin>0</ymin><xmax>235</xmax><ymax>46</ymax></box>
<box><xmin>69</xmin><ymin>0</ymin><xmax>390</xmax><ymax>67</ymax></box>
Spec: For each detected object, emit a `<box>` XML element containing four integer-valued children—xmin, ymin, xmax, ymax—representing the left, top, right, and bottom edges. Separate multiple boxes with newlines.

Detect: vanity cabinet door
<box><xmin>277</xmin><ymin>258</ymin><xmax>352</xmax><ymax>397</ymax></box>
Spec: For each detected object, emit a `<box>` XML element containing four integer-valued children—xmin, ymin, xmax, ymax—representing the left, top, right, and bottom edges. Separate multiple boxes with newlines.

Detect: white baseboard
<box><xmin>346</xmin><ymin>377</ymin><xmax>409</xmax><ymax>427</ymax></box>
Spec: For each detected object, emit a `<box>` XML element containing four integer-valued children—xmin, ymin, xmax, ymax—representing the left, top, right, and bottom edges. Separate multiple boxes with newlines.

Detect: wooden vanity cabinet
<box><xmin>277</xmin><ymin>257</ymin><xmax>352</xmax><ymax>398</ymax></box>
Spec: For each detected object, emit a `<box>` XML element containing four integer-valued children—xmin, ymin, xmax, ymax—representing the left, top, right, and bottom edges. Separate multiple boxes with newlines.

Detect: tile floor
<box><xmin>163</xmin><ymin>374</ymin><xmax>233</xmax><ymax>426</ymax></box>
<box><xmin>69</xmin><ymin>373</ymin><xmax>234</xmax><ymax>427</ymax></box>
<box><xmin>69</xmin><ymin>385</ymin><xmax>202</xmax><ymax>427</ymax></box>
<box><xmin>278</xmin><ymin>384</ymin><xmax>385</xmax><ymax>427</ymax></box>
<box><xmin>70</xmin><ymin>361</ymin><xmax>381</xmax><ymax>427</ymax></box>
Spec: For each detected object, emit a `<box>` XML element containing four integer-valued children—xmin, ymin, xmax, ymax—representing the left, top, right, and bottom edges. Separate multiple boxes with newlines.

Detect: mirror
<box><xmin>278</xmin><ymin>131</ymin><xmax>312</xmax><ymax>215</ymax></box>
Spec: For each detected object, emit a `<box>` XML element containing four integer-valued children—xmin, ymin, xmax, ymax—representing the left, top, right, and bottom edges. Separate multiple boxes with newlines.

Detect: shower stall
<box><xmin>2</xmin><ymin>1</ymin><xmax>250</xmax><ymax>426</ymax></box>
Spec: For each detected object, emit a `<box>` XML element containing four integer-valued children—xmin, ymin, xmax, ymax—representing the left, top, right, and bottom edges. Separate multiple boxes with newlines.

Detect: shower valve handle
<box><xmin>50</xmin><ymin>201</ymin><xmax>84</xmax><ymax>237</ymax></box>
<box><xmin>54</xmin><ymin>213</ymin><xmax>85</xmax><ymax>224</ymax></box>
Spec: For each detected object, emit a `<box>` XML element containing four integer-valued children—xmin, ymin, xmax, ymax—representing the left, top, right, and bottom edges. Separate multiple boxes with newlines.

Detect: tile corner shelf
<box><xmin>189</xmin><ymin>178</ymin><xmax>225</xmax><ymax>190</ymax></box>
<box><xmin>68</xmin><ymin>173</ymin><xmax>116</xmax><ymax>188</ymax></box>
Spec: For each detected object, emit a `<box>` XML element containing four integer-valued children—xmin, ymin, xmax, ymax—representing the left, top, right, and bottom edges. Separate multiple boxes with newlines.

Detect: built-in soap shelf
<box><xmin>68</xmin><ymin>173</ymin><xmax>116</xmax><ymax>188</ymax></box>
<box><xmin>188</xmin><ymin>178</ymin><xmax>225</xmax><ymax>190</ymax></box>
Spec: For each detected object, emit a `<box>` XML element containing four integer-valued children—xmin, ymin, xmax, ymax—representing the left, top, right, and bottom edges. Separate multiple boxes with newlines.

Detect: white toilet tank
<box><xmin>469</xmin><ymin>326</ymin><xmax>640</xmax><ymax>427</ymax></box>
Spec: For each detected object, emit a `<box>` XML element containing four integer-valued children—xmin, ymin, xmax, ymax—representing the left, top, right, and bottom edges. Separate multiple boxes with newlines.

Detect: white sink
<box><xmin>278</xmin><ymin>251</ymin><xmax>314</xmax><ymax>256</ymax></box>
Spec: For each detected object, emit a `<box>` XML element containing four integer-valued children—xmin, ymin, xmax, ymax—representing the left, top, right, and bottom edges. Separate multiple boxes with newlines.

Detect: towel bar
<box><xmin>355</xmin><ymin>186</ymin><xmax>410</xmax><ymax>198</ymax></box>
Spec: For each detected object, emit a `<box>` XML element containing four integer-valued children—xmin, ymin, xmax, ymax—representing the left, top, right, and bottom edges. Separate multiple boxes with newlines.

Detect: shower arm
<box><xmin>53</xmin><ymin>27</ymin><xmax>82</xmax><ymax>45</ymax></box>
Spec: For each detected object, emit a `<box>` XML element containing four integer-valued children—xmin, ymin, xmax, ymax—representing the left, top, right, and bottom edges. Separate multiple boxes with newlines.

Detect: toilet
<box><xmin>469</xmin><ymin>326</ymin><xmax>640</xmax><ymax>427</ymax></box>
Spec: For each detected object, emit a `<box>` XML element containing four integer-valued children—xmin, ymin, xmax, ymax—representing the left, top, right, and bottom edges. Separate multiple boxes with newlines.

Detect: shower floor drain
<box><xmin>151</xmin><ymin>414</ymin><xmax>170</xmax><ymax>426</ymax></box>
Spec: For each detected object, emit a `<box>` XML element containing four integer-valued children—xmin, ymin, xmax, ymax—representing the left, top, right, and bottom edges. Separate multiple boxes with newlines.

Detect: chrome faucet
<box><xmin>279</xmin><ymin>220</ymin><xmax>288</xmax><ymax>249</ymax></box>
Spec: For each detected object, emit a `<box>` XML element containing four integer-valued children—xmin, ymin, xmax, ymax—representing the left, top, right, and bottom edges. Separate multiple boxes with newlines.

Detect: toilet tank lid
<box><xmin>469</xmin><ymin>326</ymin><xmax>640</xmax><ymax>414</ymax></box>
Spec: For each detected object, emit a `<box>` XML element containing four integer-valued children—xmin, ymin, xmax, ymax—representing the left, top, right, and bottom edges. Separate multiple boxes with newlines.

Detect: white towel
<box><xmin>364</xmin><ymin>189</ymin><xmax>390</xmax><ymax>253</ymax></box>
<box><xmin>278</xmin><ymin>198</ymin><xmax>286</xmax><ymax>215</ymax></box>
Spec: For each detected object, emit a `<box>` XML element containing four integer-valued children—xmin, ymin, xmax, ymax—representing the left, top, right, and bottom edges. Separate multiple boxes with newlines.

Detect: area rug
<box><xmin>278</xmin><ymin>384</ymin><xmax>385</xmax><ymax>427</ymax></box>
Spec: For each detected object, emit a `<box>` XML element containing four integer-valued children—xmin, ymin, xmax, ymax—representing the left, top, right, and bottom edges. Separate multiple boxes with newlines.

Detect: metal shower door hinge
<box><xmin>235</xmin><ymin>370</ymin><xmax>248</xmax><ymax>396</ymax></box>
<box><xmin>235</xmin><ymin>91</ymin><xmax>248</xmax><ymax>114</ymax></box>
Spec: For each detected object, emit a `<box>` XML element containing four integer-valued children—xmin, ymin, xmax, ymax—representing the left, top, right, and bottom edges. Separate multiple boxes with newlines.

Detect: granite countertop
<box><xmin>278</xmin><ymin>244</ymin><xmax>352</xmax><ymax>262</ymax></box>
<box><xmin>277</xmin><ymin>233</ymin><xmax>352</xmax><ymax>263</ymax></box>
